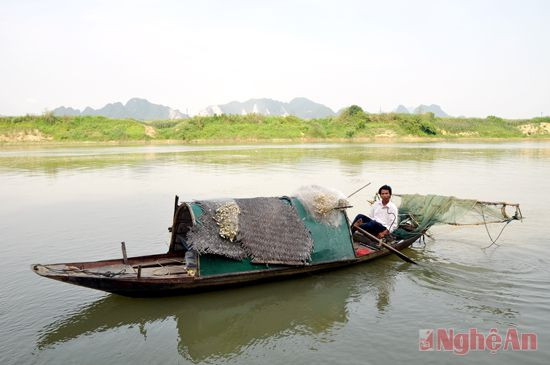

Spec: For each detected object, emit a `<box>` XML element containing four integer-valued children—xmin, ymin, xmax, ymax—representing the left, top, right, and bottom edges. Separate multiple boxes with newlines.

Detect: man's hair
<box><xmin>378</xmin><ymin>184</ymin><xmax>392</xmax><ymax>195</ymax></box>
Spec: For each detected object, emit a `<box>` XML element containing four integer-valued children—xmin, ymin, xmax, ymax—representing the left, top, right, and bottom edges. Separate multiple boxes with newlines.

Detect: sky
<box><xmin>1</xmin><ymin>0</ymin><xmax>549</xmax><ymax>118</ymax></box>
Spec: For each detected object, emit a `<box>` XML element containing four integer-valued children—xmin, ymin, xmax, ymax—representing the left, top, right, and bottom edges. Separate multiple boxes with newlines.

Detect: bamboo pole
<box><xmin>121</xmin><ymin>242</ymin><xmax>128</xmax><ymax>265</ymax></box>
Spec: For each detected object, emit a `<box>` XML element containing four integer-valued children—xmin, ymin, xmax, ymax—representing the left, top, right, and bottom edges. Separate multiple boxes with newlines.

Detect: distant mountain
<box><xmin>52</xmin><ymin>106</ymin><xmax>80</xmax><ymax>116</ymax></box>
<box><xmin>394</xmin><ymin>105</ymin><xmax>410</xmax><ymax>114</ymax></box>
<box><xmin>52</xmin><ymin>98</ymin><xmax>188</xmax><ymax>120</ymax></box>
<box><xmin>392</xmin><ymin>104</ymin><xmax>450</xmax><ymax>117</ymax></box>
<box><xmin>413</xmin><ymin>104</ymin><xmax>449</xmax><ymax>117</ymax></box>
<box><xmin>199</xmin><ymin>97</ymin><xmax>335</xmax><ymax>119</ymax></box>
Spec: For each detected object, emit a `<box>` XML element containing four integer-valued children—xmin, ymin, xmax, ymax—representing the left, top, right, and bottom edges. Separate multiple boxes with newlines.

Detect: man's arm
<box><xmin>368</xmin><ymin>202</ymin><xmax>376</xmax><ymax>219</ymax></box>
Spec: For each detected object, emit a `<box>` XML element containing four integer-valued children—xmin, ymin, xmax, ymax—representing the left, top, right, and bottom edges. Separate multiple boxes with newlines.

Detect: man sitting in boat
<box><xmin>351</xmin><ymin>184</ymin><xmax>398</xmax><ymax>240</ymax></box>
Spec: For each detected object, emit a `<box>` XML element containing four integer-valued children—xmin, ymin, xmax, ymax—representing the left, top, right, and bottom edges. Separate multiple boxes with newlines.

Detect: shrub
<box><xmin>147</xmin><ymin>120</ymin><xmax>180</xmax><ymax>129</ymax></box>
<box><xmin>486</xmin><ymin>115</ymin><xmax>503</xmax><ymax>123</ymax></box>
<box><xmin>400</xmin><ymin>116</ymin><xmax>437</xmax><ymax>136</ymax></box>
<box><xmin>346</xmin><ymin>105</ymin><xmax>364</xmax><ymax>115</ymax></box>
<box><xmin>42</xmin><ymin>111</ymin><xmax>58</xmax><ymax>125</ymax></box>
<box><xmin>310</xmin><ymin>122</ymin><xmax>327</xmax><ymax>138</ymax></box>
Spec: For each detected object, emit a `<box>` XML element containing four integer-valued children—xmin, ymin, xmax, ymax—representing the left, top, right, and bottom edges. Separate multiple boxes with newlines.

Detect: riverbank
<box><xmin>3</xmin><ymin>137</ymin><xmax>550</xmax><ymax>149</ymax></box>
<box><xmin>1</xmin><ymin>107</ymin><xmax>549</xmax><ymax>144</ymax></box>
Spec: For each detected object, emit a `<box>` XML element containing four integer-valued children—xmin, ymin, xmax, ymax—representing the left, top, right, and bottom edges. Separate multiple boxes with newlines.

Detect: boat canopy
<box><xmin>184</xmin><ymin>196</ymin><xmax>355</xmax><ymax>277</ymax></box>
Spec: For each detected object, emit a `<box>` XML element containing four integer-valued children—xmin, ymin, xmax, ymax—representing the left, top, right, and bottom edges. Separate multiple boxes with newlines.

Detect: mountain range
<box><xmin>393</xmin><ymin>104</ymin><xmax>449</xmax><ymax>117</ymax></box>
<box><xmin>52</xmin><ymin>98</ymin><xmax>188</xmax><ymax>120</ymax></box>
<box><xmin>198</xmin><ymin>97</ymin><xmax>335</xmax><ymax>119</ymax></box>
<box><xmin>51</xmin><ymin>98</ymin><xmax>451</xmax><ymax>120</ymax></box>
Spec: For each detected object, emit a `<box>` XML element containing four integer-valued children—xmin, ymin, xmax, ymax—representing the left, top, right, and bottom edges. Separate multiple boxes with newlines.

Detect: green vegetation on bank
<box><xmin>1</xmin><ymin>107</ymin><xmax>549</xmax><ymax>143</ymax></box>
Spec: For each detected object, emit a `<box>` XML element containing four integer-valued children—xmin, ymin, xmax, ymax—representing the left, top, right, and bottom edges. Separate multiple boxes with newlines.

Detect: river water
<box><xmin>0</xmin><ymin>142</ymin><xmax>548</xmax><ymax>364</ymax></box>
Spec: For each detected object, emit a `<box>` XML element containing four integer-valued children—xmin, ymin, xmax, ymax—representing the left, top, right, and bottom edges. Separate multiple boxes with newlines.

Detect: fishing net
<box><xmin>392</xmin><ymin>194</ymin><xmax>522</xmax><ymax>239</ymax></box>
<box><xmin>214</xmin><ymin>201</ymin><xmax>240</xmax><ymax>242</ymax></box>
<box><xmin>295</xmin><ymin>185</ymin><xmax>349</xmax><ymax>227</ymax></box>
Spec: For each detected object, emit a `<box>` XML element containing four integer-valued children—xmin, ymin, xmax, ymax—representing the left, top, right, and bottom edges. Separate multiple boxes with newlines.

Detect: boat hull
<box><xmin>32</xmin><ymin>236</ymin><xmax>420</xmax><ymax>297</ymax></box>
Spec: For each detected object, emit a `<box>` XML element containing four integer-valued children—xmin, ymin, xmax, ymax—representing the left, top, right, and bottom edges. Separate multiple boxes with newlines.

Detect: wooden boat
<box><xmin>32</xmin><ymin>195</ymin><xmax>423</xmax><ymax>297</ymax></box>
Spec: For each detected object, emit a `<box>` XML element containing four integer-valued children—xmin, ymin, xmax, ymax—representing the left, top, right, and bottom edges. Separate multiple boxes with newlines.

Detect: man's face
<box><xmin>380</xmin><ymin>189</ymin><xmax>391</xmax><ymax>203</ymax></box>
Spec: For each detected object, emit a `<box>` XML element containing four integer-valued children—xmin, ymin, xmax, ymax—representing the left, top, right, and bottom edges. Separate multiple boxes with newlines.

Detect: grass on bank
<box><xmin>1</xmin><ymin>107</ymin><xmax>549</xmax><ymax>142</ymax></box>
<box><xmin>0</xmin><ymin>113</ymin><xmax>151</xmax><ymax>141</ymax></box>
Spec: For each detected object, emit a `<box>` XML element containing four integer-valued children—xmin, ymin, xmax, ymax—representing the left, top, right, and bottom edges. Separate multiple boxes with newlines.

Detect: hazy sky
<box><xmin>1</xmin><ymin>0</ymin><xmax>549</xmax><ymax>118</ymax></box>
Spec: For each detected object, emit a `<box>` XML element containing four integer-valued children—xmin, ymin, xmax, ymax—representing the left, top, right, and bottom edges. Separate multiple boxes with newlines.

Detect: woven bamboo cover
<box><xmin>236</xmin><ymin>197</ymin><xmax>313</xmax><ymax>265</ymax></box>
<box><xmin>188</xmin><ymin>200</ymin><xmax>247</xmax><ymax>260</ymax></box>
<box><xmin>188</xmin><ymin>198</ymin><xmax>313</xmax><ymax>265</ymax></box>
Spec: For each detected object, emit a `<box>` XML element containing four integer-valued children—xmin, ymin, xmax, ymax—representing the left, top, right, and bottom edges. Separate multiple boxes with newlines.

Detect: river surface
<box><xmin>0</xmin><ymin>142</ymin><xmax>548</xmax><ymax>364</ymax></box>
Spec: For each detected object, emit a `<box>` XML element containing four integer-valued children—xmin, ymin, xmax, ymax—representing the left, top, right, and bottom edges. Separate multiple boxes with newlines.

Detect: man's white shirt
<box><xmin>369</xmin><ymin>200</ymin><xmax>399</xmax><ymax>232</ymax></box>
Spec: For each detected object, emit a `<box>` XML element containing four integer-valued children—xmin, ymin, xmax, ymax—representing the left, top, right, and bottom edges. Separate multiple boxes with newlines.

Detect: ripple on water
<box><xmin>406</xmin><ymin>246</ymin><xmax>550</xmax><ymax>324</ymax></box>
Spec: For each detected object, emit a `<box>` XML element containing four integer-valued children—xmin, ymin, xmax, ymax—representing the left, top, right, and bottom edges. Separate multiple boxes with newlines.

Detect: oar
<box><xmin>354</xmin><ymin>226</ymin><xmax>419</xmax><ymax>265</ymax></box>
<box><xmin>347</xmin><ymin>182</ymin><xmax>371</xmax><ymax>199</ymax></box>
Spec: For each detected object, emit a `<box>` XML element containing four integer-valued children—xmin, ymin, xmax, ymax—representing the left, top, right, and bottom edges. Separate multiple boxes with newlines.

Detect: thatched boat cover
<box><xmin>188</xmin><ymin>197</ymin><xmax>314</xmax><ymax>265</ymax></box>
<box><xmin>236</xmin><ymin>197</ymin><xmax>313</xmax><ymax>265</ymax></box>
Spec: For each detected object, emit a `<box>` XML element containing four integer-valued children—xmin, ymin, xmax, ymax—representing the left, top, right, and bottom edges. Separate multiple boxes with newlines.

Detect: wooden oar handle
<box><xmin>354</xmin><ymin>226</ymin><xmax>419</xmax><ymax>265</ymax></box>
<box><xmin>354</xmin><ymin>225</ymin><xmax>382</xmax><ymax>243</ymax></box>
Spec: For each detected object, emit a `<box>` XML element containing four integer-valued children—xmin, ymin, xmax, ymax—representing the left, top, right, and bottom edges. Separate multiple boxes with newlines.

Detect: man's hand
<box><xmin>377</xmin><ymin>229</ymin><xmax>389</xmax><ymax>239</ymax></box>
<box><xmin>354</xmin><ymin>219</ymin><xmax>363</xmax><ymax>227</ymax></box>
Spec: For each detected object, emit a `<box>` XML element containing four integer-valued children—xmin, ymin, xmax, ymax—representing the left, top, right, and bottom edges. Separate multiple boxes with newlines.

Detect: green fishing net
<box><xmin>392</xmin><ymin>194</ymin><xmax>522</xmax><ymax>239</ymax></box>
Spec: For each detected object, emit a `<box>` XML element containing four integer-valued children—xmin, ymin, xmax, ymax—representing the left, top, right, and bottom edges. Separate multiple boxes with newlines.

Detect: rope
<box><xmin>43</xmin><ymin>257</ymin><xmax>187</xmax><ymax>278</ymax></box>
<box><xmin>480</xmin><ymin>205</ymin><xmax>513</xmax><ymax>249</ymax></box>
<box><xmin>152</xmin><ymin>258</ymin><xmax>186</xmax><ymax>276</ymax></box>
<box><xmin>45</xmin><ymin>266</ymin><xmax>128</xmax><ymax>277</ymax></box>
<box><xmin>152</xmin><ymin>261</ymin><xmax>168</xmax><ymax>276</ymax></box>
<box><xmin>412</xmin><ymin>234</ymin><xmax>426</xmax><ymax>248</ymax></box>
<box><xmin>387</xmin><ymin>211</ymin><xmax>397</xmax><ymax>232</ymax></box>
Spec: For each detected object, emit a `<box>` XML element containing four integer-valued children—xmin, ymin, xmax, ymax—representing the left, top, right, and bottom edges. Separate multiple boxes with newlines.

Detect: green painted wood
<box><xmin>190</xmin><ymin>203</ymin><xmax>202</xmax><ymax>222</ymax></box>
<box><xmin>199</xmin><ymin>254</ymin><xmax>272</xmax><ymax>276</ymax></box>
<box><xmin>290</xmin><ymin>198</ymin><xmax>356</xmax><ymax>263</ymax></box>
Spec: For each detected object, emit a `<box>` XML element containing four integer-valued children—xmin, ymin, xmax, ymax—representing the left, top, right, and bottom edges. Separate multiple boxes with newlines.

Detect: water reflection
<box><xmin>37</xmin><ymin>276</ymin><xmax>348</xmax><ymax>362</ymax></box>
<box><xmin>36</xmin><ymin>263</ymin><xmax>405</xmax><ymax>362</ymax></box>
<box><xmin>2</xmin><ymin>143</ymin><xmax>549</xmax><ymax>174</ymax></box>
